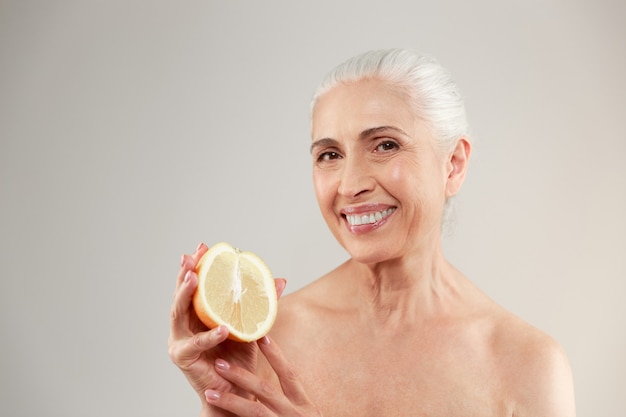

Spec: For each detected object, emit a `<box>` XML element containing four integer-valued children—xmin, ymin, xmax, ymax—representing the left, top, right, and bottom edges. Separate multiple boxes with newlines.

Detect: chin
<box><xmin>342</xmin><ymin>241</ymin><xmax>402</xmax><ymax>265</ymax></box>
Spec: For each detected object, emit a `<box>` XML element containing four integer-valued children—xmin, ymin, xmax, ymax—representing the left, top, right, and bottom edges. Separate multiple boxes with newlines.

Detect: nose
<box><xmin>338</xmin><ymin>156</ymin><xmax>374</xmax><ymax>199</ymax></box>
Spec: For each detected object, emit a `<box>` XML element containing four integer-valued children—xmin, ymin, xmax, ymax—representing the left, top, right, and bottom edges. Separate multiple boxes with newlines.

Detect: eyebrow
<box><xmin>310</xmin><ymin>125</ymin><xmax>409</xmax><ymax>154</ymax></box>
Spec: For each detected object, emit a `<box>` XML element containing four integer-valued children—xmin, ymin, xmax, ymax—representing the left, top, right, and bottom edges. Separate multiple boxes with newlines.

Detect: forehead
<box><xmin>311</xmin><ymin>78</ymin><xmax>416</xmax><ymax>141</ymax></box>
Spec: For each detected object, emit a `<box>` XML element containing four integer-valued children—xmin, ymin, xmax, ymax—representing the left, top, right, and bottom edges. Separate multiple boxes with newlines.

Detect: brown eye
<box><xmin>375</xmin><ymin>141</ymin><xmax>399</xmax><ymax>152</ymax></box>
<box><xmin>317</xmin><ymin>151</ymin><xmax>341</xmax><ymax>162</ymax></box>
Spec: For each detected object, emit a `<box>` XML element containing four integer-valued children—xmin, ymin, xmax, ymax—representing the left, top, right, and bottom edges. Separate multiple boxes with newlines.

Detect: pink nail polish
<box><xmin>259</xmin><ymin>335</ymin><xmax>270</xmax><ymax>345</ymax></box>
<box><xmin>180</xmin><ymin>254</ymin><xmax>186</xmax><ymax>267</ymax></box>
<box><xmin>184</xmin><ymin>270</ymin><xmax>192</xmax><ymax>283</ymax></box>
<box><xmin>196</xmin><ymin>242</ymin><xmax>204</xmax><ymax>252</ymax></box>
<box><xmin>215</xmin><ymin>358</ymin><xmax>230</xmax><ymax>370</ymax></box>
<box><xmin>205</xmin><ymin>389</ymin><xmax>220</xmax><ymax>401</ymax></box>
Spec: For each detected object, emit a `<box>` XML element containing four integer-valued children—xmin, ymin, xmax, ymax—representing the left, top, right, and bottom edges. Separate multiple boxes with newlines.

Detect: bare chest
<box><xmin>286</xmin><ymin>336</ymin><xmax>512</xmax><ymax>417</ymax></box>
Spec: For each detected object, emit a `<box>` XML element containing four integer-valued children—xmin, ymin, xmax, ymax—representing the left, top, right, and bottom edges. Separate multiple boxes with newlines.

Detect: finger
<box><xmin>175</xmin><ymin>243</ymin><xmax>208</xmax><ymax>292</ymax></box>
<box><xmin>175</xmin><ymin>254</ymin><xmax>195</xmax><ymax>290</ymax></box>
<box><xmin>170</xmin><ymin>269</ymin><xmax>197</xmax><ymax>338</ymax></box>
<box><xmin>258</xmin><ymin>336</ymin><xmax>310</xmax><ymax>405</ymax></box>
<box><xmin>170</xmin><ymin>325</ymin><xmax>229</xmax><ymax>366</ymax></box>
<box><xmin>178</xmin><ymin>242</ymin><xmax>208</xmax><ymax>283</ymax></box>
<box><xmin>274</xmin><ymin>278</ymin><xmax>287</xmax><ymax>299</ymax></box>
<box><xmin>193</xmin><ymin>242</ymin><xmax>208</xmax><ymax>263</ymax></box>
<box><xmin>213</xmin><ymin>358</ymin><xmax>289</xmax><ymax>413</ymax></box>
<box><xmin>205</xmin><ymin>388</ymin><xmax>273</xmax><ymax>417</ymax></box>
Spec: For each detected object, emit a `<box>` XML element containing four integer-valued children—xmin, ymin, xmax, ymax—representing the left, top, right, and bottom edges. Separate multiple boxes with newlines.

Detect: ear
<box><xmin>445</xmin><ymin>137</ymin><xmax>471</xmax><ymax>198</ymax></box>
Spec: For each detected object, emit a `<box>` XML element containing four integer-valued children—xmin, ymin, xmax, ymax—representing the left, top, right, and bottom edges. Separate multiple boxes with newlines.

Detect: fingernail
<box><xmin>213</xmin><ymin>325</ymin><xmax>227</xmax><ymax>339</ymax></box>
<box><xmin>205</xmin><ymin>389</ymin><xmax>220</xmax><ymax>401</ymax></box>
<box><xmin>181</xmin><ymin>254</ymin><xmax>193</xmax><ymax>269</ymax></box>
<box><xmin>184</xmin><ymin>270</ymin><xmax>192</xmax><ymax>283</ymax></box>
<box><xmin>215</xmin><ymin>358</ymin><xmax>230</xmax><ymax>370</ymax></box>
<box><xmin>259</xmin><ymin>335</ymin><xmax>270</xmax><ymax>345</ymax></box>
<box><xmin>196</xmin><ymin>242</ymin><xmax>204</xmax><ymax>252</ymax></box>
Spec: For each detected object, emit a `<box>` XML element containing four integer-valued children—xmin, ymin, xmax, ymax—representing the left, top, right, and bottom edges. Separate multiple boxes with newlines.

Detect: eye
<box><xmin>316</xmin><ymin>151</ymin><xmax>342</xmax><ymax>162</ymax></box>
<box><xmin>375</xmin><ymin>140</ymin><xmax>399</xmax><ymax>152</ymax></box>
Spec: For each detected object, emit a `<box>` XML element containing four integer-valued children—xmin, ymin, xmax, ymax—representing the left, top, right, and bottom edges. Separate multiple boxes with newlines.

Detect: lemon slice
<box><xmin>192</xmin><ymin>242</ymin><xmax>277</xmax><ymax>342</ymax></box>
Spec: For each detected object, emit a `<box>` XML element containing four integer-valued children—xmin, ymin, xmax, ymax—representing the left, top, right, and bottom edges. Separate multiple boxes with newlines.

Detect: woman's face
<box><xmin>311</xmin><ymin>78</ymin><xmax>452</xmax><ymax>264</ymax></box>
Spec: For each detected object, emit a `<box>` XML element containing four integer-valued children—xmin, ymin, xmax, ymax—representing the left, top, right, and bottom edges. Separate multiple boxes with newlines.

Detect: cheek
<box><xmin>387</xmin><ymin>159</ymin><xmax>420</xmax><ymax>196</ymax></box>
<box><xmin>386</xmin><ymin>158</ymin><xmax>443</xmax><ymax>201</ymax></box>
<box><xmin>388</xmin><ymin>162</ymin><xmax>406</xmax><ymax>184</ymax></box>
<box><xmin>312</xmin><ymin>170</ymin><xmax>334</xmax><ymax>207</ymax></box>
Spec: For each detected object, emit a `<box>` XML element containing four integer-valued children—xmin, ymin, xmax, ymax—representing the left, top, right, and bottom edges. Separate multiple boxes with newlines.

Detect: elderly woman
<box><xmin>169</xmin><ymin>49</ymin><xmax>576</xmax><ymax>417</ymax></box>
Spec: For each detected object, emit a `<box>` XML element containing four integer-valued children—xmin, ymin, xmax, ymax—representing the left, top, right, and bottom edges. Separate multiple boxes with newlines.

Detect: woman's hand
<box><xmin>204</xmin><ymin>335</ymin><xmax>323</xmax><ymax>417</ymax></box>
<box><xmin>168</xmin><ymin>243</ymin><xmax>287</xmax><ymax>415</ymax></box>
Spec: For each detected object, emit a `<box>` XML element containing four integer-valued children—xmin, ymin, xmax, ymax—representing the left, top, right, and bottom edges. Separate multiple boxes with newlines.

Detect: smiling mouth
<box><xmin>345</xmin><ymin>207</ymin><xmax>397</xmax><ymax>226</ymax></box>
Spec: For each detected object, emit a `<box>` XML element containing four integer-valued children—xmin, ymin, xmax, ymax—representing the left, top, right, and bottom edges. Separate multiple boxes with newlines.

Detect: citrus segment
<box><xmin>192</xmin><ymin>242</ymin><xmax>277</xmax><ymax>342</ymax></box>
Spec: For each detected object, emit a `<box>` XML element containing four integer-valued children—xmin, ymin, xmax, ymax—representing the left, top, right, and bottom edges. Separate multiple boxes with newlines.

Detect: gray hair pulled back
<box><xmin>311</xmin><ymin>48</ymin><xmax>470</xmax><ymax>153</ymax></box>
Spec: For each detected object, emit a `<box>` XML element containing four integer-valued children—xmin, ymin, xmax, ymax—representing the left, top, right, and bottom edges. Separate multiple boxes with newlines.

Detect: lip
<box><xmin>340</xmin><ymin>203</ymin><xmax>397</xmax><ymax>234</ymax></box>
<box><xmin>340</xmin><ymin>203</ymin><xmax>396</xmax><ymax>216</ymax></box>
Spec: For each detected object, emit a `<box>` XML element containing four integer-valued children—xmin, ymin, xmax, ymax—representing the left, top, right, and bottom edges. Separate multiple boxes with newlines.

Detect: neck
<box><xmin>345</xmin><ymin>243</ymin><xmax>462</xmax><ymax>326</ymax></box>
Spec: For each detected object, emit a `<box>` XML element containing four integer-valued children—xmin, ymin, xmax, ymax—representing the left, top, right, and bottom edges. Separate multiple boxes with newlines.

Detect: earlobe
<box><xmin>445</xmin><ymin>138</ymin><xmax>471</xmax><ymax>198</ymax></box>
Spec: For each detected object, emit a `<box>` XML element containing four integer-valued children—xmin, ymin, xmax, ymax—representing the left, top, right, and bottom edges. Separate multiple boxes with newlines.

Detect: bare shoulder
<box><xmin>489</xmin><ymin>308</ymin><xmax>576</xmax><ymax>417</ymax></box>
<box><xmin>270</xmin><ymin>272</ymin><xmax>336</xmax><ymax>341</ymax></box>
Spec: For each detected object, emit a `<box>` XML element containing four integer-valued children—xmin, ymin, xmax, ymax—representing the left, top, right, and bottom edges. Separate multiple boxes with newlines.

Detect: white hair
<box><xmin>311</xmin><ymin>49</ymin><xmax>471</xmax><ymax>233</ymax></box>
<box><xmin>311</xmin><ymin>48</ymin><xmax>470</xmax><ymax>152</ymax></box>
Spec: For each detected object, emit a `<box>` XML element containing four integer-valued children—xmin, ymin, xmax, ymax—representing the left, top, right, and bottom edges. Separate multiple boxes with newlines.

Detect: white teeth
<box><xmin>346</xmin><ymin>207</ymin><xmax>396</xmax><ymax>226</ymax></box>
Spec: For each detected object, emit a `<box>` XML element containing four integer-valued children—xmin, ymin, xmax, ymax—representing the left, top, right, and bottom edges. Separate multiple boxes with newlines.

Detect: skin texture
<box><xmin>169</xmin><ymin>78</ymin><xmax>576</xmax><ymax>417</ymax></box>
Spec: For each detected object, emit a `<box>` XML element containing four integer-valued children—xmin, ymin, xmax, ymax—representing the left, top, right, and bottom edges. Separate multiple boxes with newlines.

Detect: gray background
<box><xmin>1</xmin><ymin>1</ymin><xmax>624</xmax><ymax>416</ymax></box>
